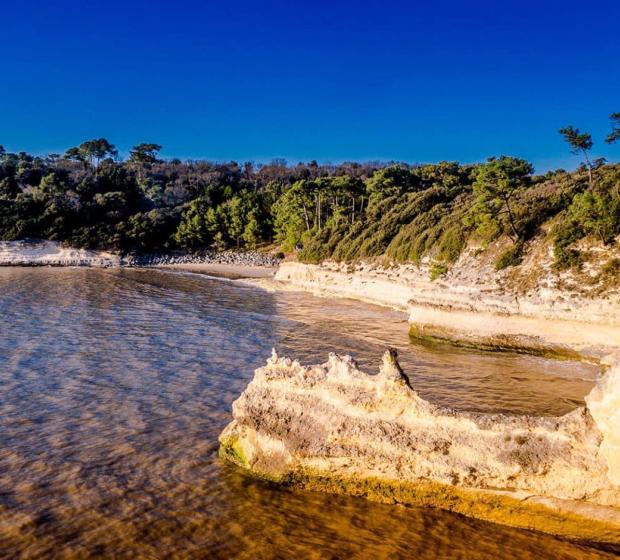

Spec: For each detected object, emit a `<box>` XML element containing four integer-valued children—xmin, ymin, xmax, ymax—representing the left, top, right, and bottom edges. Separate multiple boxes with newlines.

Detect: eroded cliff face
<box><xmin>0</xmin><ymin>240</ymin><xmax>121</xmax><ymax>267</ymax></box>
<box><xmin>220</xmin><ymin>350</ymin><xmax>620</xmax><ymax>543</ymax></box>
<box><xmin>271</xmin><ymin>255</ymin><xmax>620</xmax><ymax>360</ymax></box>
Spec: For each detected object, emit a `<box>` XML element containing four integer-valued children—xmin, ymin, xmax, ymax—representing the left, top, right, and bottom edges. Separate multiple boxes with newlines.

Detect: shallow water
<box><xmin>0</xmin><ymin>267</ymin><xmax>613</xmax><ymax>559</ymax></box>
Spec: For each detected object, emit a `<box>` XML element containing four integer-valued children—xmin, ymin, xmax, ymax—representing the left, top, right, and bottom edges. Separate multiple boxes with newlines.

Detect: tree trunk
<box><xmin>583</xmin><ymin>150</ymin><xmax>593</xmax><ymax>187</ymax></box>
<box><xmin>503</xmin><ymin>196</ymin><xmax>520</xmax><ymax>241</ymax></box>
<box><xmin>302</xmin><ymin>203</ymin><xmax>310</xmax><ymax>231</ymax></box>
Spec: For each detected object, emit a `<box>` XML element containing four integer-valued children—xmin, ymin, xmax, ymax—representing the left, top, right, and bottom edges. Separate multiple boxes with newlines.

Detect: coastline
<box><xmin>223</xmin><ymin>257</ymin><xmax>620</xmax><ymax>543</ymax></box>
<box><xmin>0</xmin><ymin>239</ymin><xmax>121</xmax><ymax>268</ymax></box>
<box><xmin>6</xmin><ymin>238</ymin><xmax>620</xmax><ymax>544</ymax></box>
<box><xmin>266</xmin><ymin>260</ymin><xmax>620</xmax><ymax>362</ymax></box>
<box><xmin>4</xmin><ymin>239</ymin><xmax>619</xmax><ymax>360</ymax></box>
<box><xmin>0</xmin><ymin>240</ymin><xmax>280</xmax><ymax>277</ymax></box>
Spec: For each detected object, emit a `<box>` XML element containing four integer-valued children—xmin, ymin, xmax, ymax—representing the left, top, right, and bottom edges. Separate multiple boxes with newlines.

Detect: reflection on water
<box><xmin>0</xmin><ymin>268</ymin><xmax>611</xmax><ymax>559</ymax></box>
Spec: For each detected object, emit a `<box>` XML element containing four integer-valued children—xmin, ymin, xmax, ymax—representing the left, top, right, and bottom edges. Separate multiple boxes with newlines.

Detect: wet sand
<box><xmin>156</xmin><ymin>262</ymin><xmax>278</xmax><ymax>279</ymax></box>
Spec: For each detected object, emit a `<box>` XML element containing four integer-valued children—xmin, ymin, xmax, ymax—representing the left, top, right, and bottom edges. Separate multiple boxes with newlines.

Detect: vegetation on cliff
<box><xmin>0</xmin><ymin>115</ymin><xmax>618</xmax><ymax>274</ymax></box>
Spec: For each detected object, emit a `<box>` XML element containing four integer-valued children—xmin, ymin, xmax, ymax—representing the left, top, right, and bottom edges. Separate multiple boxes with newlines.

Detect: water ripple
<box><xmin>0</xmin><ymin>267</ymin><xmax>609</xmax><ymax>559</ymax></box>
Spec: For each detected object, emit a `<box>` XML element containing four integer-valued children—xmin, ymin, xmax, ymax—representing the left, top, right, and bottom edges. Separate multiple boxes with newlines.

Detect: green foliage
<box><xmin>123</xmin><ymin>208</ymin><xmax>179</xmax><ymax>251</ymax></box>
<box><xmin>173</xmin><ymin>191</ymin><xmax>261</xmax><ymax>251</ymax></box>
<box><xmin>0</xmin><ymin>138</ymin><xmax>617</xmax><ymax>269</ymax></box>
<box><xmin>559</xmin><ymin>125</ymin><xmax>595</xmax><ymax>186</ymax></box>
<box><xmin>242</xmin><ymin>214</ymin><xmax>261</xmax><ymax>248</ymax></box>
<box><xmin>607</xmin><ymin>113</ymin><xmax>620</xmax><ymax>144</ymax></box>
<box><xmin>495</xmin><ymin>241</ymin><xmax>524</xmax><ymax>270</ymax></box>
<box><xmin>298</xmin><ymin>224</ymin><xmax>345</xmax><ymax>264</ymax></box>
<box><xmin>553</xmin><ymin>222</ymin><xmax>584</xmax><ymax>270</ymax></box>
<box><xmin>550</xmin><ymin>166</ymin><xmax>619</xmax><ymax>269</ymax></box>
<box><xmin>429</xmin><ymin>262</ymin><xmax>448</xmax><ymax>281</ymax></box>
<box><xmin>272</xmin><ymin>181</ymin><xmax>312</xmax><ymax>251</ymax></box>
<box><xmin>386</xmin><ymin>196</ymin><xmax>467</xmax><ymax>263</ymax></box>
<box><xmin>436</xmin><ymin>226</ymin><xmax>467</xmax><ymax>264</ymax></box>
<box><xmin>365</xmin><ymin>165</ymin><xmax>418</xmax><ymax>213</ymax></box>
<box><xmin>565</xmin><ymin>190</ymin><xmax>619</xmax><ymax>244</ymax></box>
<box><xmin>64</xmin><ymin>138</ymin><xmax>118</xmax><ymax>168</ymax></box>
<box><xmin>559</xmin><ymin>126</ymin><xmax>593</xmax><ymax>154</ymax></box>
<box><xmin>174</xmin><ymin>198</ymin><xmax>212</xmax><ymax>252</ymax></box>
<box><xmin>470</xmin><ymin>156</ymin><xmax>534</xmax><ymax>241</ymax></box>
<box><xmin>129</xmin><ymin>143</ymin><xmax>162</xmax><ymax>165</ymax></box>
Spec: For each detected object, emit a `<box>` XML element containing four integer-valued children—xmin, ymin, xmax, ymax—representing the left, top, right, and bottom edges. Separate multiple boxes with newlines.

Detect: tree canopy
<box><xmin>607</xmin><ymin>113</ymin><xmax>620</xmax><ymax>145</ymax></box>
<box><xmin>64</xmin><ymin>138</ymin><xmax>118</xmax><ymax>169</ymax></box>
<box><xmin>559</xmin><ymin>126</ymin><xmax>594</xmax><ymax>186</ymax></box>
<box><xmin>1</xmin><ymin>117</ymin><xmax>619</xmax><ymax>275</ymax></box>
<box><xmin>129</xmin><ymin>143</ymin><xmax>163</xmax><ymax>165</ymax></box>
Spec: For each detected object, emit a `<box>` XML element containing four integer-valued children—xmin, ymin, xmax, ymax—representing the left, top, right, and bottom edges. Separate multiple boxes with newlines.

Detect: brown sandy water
<box><xmin>0</xmin><ymin>267</ymin><xmax>613</xmax><ymax>559</ymax></box>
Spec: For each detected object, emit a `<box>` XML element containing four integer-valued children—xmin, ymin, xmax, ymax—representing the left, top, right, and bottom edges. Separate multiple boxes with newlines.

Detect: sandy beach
<box><xmin>156</xmin><ymin>262</ymin><xmax>278</xmax><ymax>279</ymax></box>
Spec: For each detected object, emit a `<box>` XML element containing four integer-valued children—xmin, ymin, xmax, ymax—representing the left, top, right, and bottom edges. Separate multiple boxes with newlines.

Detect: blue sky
<box><xmin>1</xmin><ymin>0</ymin><xmax>619</xmax><ymax>171</ymax></box>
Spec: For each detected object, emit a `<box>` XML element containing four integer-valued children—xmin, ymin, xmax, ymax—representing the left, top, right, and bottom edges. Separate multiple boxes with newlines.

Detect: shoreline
<box><xmin>154</xmin><ymin>262</ymin><xmax>277</xmax><ymax>279</ymax></box>
<box><xmin>0</xmin><ymin>240</ymin><xmax>280</xmax><ymax>275</ymax></box>
<box><xmin>5</xmin><ymin>239</ymin><xmax>620</xmax><ymax>545</ymax></box>
<box><xmin>266</xmin><ymin>261</ymin><xmax>620</xmax><ymax>363</ymax></box>
<box><xmin>4</xmin><ymin>239</ymin><xmax>619</xmax><ymax>361</ymax></box>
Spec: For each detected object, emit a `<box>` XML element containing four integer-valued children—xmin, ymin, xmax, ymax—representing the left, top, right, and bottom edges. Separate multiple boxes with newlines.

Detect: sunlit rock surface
<box><xmin>270</xmin><ymin>259</ymin><xmax>620</xmax><ymax>360</ymax></box>
<box><xmin>0</xmin><ymin>240</ymin><xmax>120</xmax><ymax>267</ymax></box>
<box><xmin>220</xmin><ymin>350</ymin><xmax>620</xmax><ymax>543</ymax></box>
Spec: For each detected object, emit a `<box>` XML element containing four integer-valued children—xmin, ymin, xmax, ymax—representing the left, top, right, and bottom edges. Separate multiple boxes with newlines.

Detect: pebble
<box><xmin>122</xmin><ymin>250</ymin><xmax>281</xmax><ymax>268</ymax></box>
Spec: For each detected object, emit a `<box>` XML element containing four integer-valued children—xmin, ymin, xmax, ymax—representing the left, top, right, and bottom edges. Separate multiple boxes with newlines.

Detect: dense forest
<box><xmin>1</xmin><ymin>114</ymin><xmax>619</xmax><ymax>274</ymax></box>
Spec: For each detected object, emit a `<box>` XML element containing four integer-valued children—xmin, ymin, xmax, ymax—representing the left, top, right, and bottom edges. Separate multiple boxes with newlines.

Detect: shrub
<box><xmin>429</xmin><ymin>262</ymin><xmax>448</xmax><ymax>281</ymax></box>
<box><xmin>601</xmin><ymin>257</ymin><xmax>620</xmax><ymax>277</ymax></box>
<box><xmin>436</xmin><ymin>226</ymin><xmax>466</xmax><ymax>263</ymax></box>
<box><xmin>495</xmin><ymin>241</ymin><xmax>524</xmax><ymax>270</ymax></box>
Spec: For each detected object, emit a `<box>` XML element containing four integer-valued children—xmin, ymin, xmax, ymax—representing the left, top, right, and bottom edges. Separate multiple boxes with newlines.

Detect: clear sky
<box><xmin>1</xmin><ymin>0</ymin><xmax>619</xmax><ymax>171</ymax></box>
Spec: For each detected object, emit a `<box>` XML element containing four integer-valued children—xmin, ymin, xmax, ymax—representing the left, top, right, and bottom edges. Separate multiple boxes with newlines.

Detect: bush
<box><xmin>495</xmin><ymin>241</ymin><xmax>524</xmax><ymax>270</ymax></box>
<box><xmin>429</xmin><ymin>262</ymin><xmax>448</xmax><ymax>281</ymax></box>
<box><xmin>601</xmin><ymin>257</ymin><xmax>620</xmax><ymax>277</ymax></box>
<box><xmin>436</xmin><ymin>226</ymin><xmax>466</xmax><ymax>263</ymax></box>
<box><xmin>552</xmin><ymin>218</ymin><xmax>585</xmax><ymax>270</ymax></box>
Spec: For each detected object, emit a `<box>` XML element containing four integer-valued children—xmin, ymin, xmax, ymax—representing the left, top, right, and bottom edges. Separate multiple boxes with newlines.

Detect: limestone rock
<box><xmin>270</xmin><ymin>261</ymin><xmax>620</xmax><ymax>360</ymax></box>
<box><xmin>220</xmin><ymin>350</ymin><xmax>620</xmax><ymax>543</ymax></box>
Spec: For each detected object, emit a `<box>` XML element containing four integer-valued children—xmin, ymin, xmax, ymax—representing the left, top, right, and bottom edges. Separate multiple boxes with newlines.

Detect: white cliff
<box><xmin>220</xmin><ymin>350</ymin><xmax>620</xmax><ymax>544</ymax></box>
<box><xmin>0</xmin><ymin>240</ymin><xmax>121</xmax><ymax>267</ymax></box>
<box><xmin>269</xmin><ymin>256</ymin><xmax>620</xmax><ymax>360</ymax></box>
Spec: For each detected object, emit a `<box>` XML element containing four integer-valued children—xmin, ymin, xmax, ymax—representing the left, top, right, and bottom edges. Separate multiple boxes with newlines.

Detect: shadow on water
<box><xmin>0</xmin><ymin>268</ymin><xmax>611</xmax><ymax>559</ymax></box>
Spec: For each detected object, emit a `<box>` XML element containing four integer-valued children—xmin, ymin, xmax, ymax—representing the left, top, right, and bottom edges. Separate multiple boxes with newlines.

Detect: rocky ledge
<box><xmin>272</xmin><ymin>261</ymin><xmax>620</xmax><ymax>361</ymax></box>
<box><xmin>220</xmin><ymin>350</ymin><xmax>620</xmax><ymax>544</ymax></box>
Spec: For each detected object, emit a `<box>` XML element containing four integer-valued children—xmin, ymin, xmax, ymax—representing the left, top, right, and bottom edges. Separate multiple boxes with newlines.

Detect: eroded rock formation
<box><xmin>220</xmin><ymin>350</ymin><xmax>620</xmax><ymax>543</ymax></box>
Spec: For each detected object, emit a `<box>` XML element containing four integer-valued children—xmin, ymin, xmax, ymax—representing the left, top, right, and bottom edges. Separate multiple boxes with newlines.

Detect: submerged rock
<box><xmin>220</xmin><ymin>350</ymin><xmax>620</xmax><ymax>544</ymax></box>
